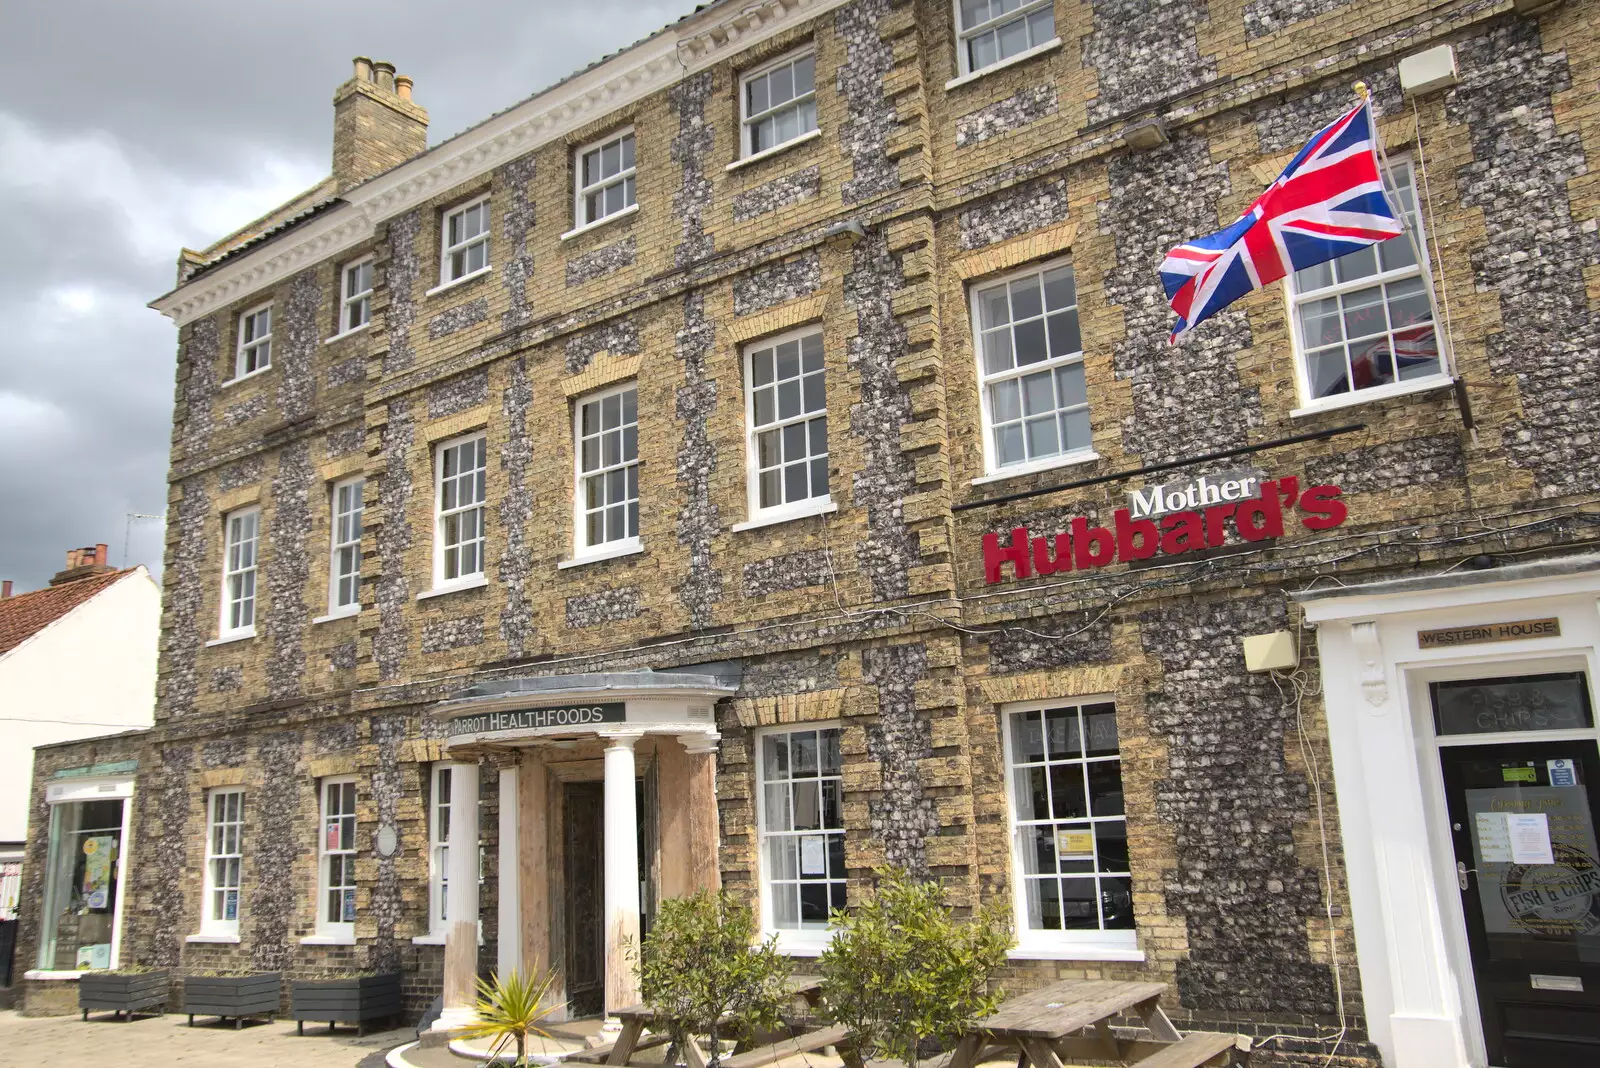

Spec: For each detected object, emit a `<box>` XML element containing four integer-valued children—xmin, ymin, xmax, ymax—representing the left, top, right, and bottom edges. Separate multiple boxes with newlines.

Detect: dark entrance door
<box><xmin>563</xmin><ymin>782</ymin><xmax>605</xmax><ymax>1018</ymax></box>
<box><xmin>1436</xmin><ymin>674</ymin><xmax>1600</xmax><ymax>1065</ymax></box>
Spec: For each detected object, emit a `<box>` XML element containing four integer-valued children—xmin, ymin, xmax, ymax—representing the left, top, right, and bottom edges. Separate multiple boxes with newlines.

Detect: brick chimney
<box><xmin>332</xmin><ymin>56</ymin><xmax>429</xmax><ymax>193</ymax></box>
<box><xmin>2</xmin><ymin>580</ymin><xmax>12</xmax><ymax>599</ymax></box>
<box><xmin>49</xmin><ymin>543</ymin><xmax>115</xmax><ymax>586</ymax></box>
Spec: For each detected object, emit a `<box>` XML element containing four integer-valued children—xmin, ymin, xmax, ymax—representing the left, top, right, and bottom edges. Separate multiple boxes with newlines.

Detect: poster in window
<box><xmin>800</xmin><ymin>835</ymin><xmax>826</xmax><ymax>877</ymax></box>
<box><xmin>327</xmin><ymin>822</ymin><xmax>340</xmax><ymax>852</ymax></box>
<box><xmin>224</xmin><ymin>890</ymin><xmax>238</xmax><ymax>921</ymax></box>
<box><xmin>342</xmin><ymin>889</ymin><xmax>357</xmax><ymax>923</ymax></box>
<box><xmin>82</xmin><ymin>836</ymin><xmax>115</xmax><ymax>902</ymax></box>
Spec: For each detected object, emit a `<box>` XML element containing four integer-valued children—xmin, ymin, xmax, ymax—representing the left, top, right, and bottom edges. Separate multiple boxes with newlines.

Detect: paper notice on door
<box><xmin>1475</xmin><ymin>812</ymin><xmax>1513</xmax><ymax>864</ymax></box>
<box><xmin>1508</xmin><ymin>813</ymin><xmax>1556</xmax><ymax>865</ymax></box>
<box><xmin>800</xmin><ymin>836</ymin><xmax>826</xmax><ymax>877</ymax></box>
<box><xmin>1548</xmin><ymin>759</ymin><xmax>1577</xmax><ymax>787</ymax></box>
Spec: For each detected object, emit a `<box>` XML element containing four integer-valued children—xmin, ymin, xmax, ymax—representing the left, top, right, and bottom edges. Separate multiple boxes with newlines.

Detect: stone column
<box><xmin>498</xmin><ymin>759</ymin><xmax>521</xmax><ymax>980</ymax></box>
<box><xmin>434</xmin><ymin>758</ymin><xmax>481</xmax><ymax>1032</ymax></box>
<box><xmin>602</xmin><ymin>731</ymin><xmax>643</xmax><ymax>1013</ymax></box>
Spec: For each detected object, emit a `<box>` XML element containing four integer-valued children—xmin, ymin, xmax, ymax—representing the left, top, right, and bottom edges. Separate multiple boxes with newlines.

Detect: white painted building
<box><xmin>0</xmin><ymin>546</ymin><xmax>160</xmax><ymax>868</ymax></box>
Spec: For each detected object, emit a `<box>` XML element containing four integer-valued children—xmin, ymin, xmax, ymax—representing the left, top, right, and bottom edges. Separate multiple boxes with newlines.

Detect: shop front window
<box><xmin>38</xmin><ymin>794</ymin><xmax>129</xmax><ymax>971</ymax></box>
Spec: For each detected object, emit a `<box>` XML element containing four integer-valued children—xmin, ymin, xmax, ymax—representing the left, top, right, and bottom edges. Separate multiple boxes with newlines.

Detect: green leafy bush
<box><xmin>636</xmin><ymin>890</ymin><xmax>793</xmax><ymax>1068</ymax></box>
<box><xmin>459</xmin><ymin>970</ymin><xmax>562</xmax><ymax>1067</ymax></box>
<box><xmin>819</xmin><ymin>868</ymin><xmax>1012</xmax><ymax>1068</ymax></box>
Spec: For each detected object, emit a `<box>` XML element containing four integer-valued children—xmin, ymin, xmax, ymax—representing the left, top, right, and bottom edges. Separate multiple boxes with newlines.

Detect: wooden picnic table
<box><xmin>571</xmin><ymin>976</ymin><xmax>829</xmax><ymax>1068</ymax></box>
<box><xmin>945</xmin><ymin>980</ymin><xmax>1239</xmax><ymax>1068</ymax></box>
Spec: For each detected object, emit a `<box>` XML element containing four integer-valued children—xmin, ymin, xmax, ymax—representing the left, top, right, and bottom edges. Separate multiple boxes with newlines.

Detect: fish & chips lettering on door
<box><xmin>981</xmin><ymin>475</ymin><xmax>1347</xmax><ymax>585</ymax></box>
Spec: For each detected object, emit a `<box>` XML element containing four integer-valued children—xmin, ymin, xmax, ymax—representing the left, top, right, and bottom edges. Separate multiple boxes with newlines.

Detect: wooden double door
<box><xmin>562</xmin><ymin>777</ymin><xmax>653</xmax><ymax>1018</ymax></box>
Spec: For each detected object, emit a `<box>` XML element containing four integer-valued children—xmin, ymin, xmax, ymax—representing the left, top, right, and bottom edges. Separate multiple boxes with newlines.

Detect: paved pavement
<box><xmin>0</xmin><ymin>1009</ymin><xmax>414</xmax><ymax>1067</ymax></box>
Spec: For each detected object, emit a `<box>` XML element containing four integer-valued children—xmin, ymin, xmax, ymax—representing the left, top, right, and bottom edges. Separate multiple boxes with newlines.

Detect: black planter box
<box><xmin>183</xmin><ymin>973</ymin><xmax>281</xmax><ymax>1028</ymax></box>
<box><xmin>79</xmin><ymin>971</ymin><xmax>169</xmax><ymax>1021</ymax></box>
<box><xmin>290</xmin><ymin>973</ymin><xmax>402</xmax><ymax>1036</ymax></box>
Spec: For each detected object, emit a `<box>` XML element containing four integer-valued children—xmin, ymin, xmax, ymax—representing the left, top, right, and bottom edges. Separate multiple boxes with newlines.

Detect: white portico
<box><xmin>431</xmin><ymin>668</ymin><xmax>736</xmax><ymax>1029</ymax></box>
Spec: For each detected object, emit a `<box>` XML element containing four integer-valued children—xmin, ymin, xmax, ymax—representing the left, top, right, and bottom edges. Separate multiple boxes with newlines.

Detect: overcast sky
<box><xmin>0</xmin><ymin>0</ymin><xmax>688</xmax><ymax>592</ymax></box>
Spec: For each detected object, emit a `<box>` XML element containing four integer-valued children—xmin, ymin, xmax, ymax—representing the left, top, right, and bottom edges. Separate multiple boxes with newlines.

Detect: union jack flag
<box><xmin>1160</xmin><ymin>100</ymin><xmax>1405</xmax><ymax>342</ymax></box>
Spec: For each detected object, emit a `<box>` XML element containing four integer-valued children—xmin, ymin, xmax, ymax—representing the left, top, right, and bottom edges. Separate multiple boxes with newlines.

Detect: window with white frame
<box><xmin>441</xmin><ymin>197</ymin><xmax>491</xmax><ymax>284</ymax></box>
<box><xmin>329</xmin><ymin>477</ymin><xmax>364</xmax><ymax>612</ymax></box>
<box><xmin>428</xmin><ymin>765</ymin><xmax>453</xmax><ymax>933</ymax></box>
<box><xmin>1289</xmin><ymin>160</ymin><xmax>1444</xmax><ymax>405</ymax></box>
<box><xmin>575</xmin><ymin>130</ymin><xmax>636</xmax><ymax>228</ymax></box>
<box><xmin>574</xmin><ymin>385</ymin><xmax>639</xmax><ymax>553</ymax></box>
<box><xmin>972</xmin><ymin>260</ymin><xmax>1089</xmax><ymax>473</ymax></box>
<box><xmin>1004</xmin><ymin>699</ymin><xmax>1135</xmax><ymax>950</ymax></box>
<box><xmin>221</xmin><ymin>507</ymin><xmax>259</xmax><ymax>636</ymax></box>
<box><xmin>746</xmin><ymin>329</ymin><xmax>830</xmax><ymax>517</ymax></box>
<box><xmin>435</xmin><ymin>435</ymin><xmax>487</xmax><ymax>585</ymax></box>
<box><xmin>339</xmin><ymin>257</ymin><xmax>374</xmax><ymax>334</ymax></box>
<box><xmin>202</xmin><ymin>789</ymin><xmax>244</xmax><ymax>934</ymax></box>
<box><xmin>757</xmin><ymin>726</ymin><xmax>845</xmax><ymax>940</ymax></box>
<box><xmin>741</xmin><ymin>50</ymin><xmax>817</xmax><ymax>157</ymax></box>
<box><xmin>235</xmin><ymin>303</ymin><xmax>272</xmax><ymax>378</ymax></box>
<box><xmin>956</xmin><ymin>0</ymin><xmax>1056</xmax><ymax>76</ymax></box>
<box><xmin>318</xmin><ymin>779</ymin><xmax>357</xmax><ymax>932</ymax></box>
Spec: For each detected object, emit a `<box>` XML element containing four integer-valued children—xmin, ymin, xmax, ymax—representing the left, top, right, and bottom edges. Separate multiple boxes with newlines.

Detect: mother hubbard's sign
<box><xmin>981</xmin><ymin>475</ymin><xmax>1347</xmax><ymax>585</ymax></box>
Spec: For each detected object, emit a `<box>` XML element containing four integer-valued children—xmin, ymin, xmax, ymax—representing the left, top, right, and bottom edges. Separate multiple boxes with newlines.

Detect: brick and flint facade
<box><xmin>16</xmin><ymin>1</ymin><xmax>1600</xmax><ymax>1064</ymax></box>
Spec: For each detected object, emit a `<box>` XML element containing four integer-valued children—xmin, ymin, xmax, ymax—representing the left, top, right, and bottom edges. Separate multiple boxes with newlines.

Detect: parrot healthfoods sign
<box><xmin>981</xmin><ymin>474</ymin><xmax>1347</xmax><ymax>585</ymax></box>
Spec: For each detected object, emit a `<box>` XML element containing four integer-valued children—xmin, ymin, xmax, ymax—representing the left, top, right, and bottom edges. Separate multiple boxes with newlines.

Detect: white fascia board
<box><xmin>150</xmin><ymin>0</ymin><xmax>850</xmax><ymax>328</ymax></box>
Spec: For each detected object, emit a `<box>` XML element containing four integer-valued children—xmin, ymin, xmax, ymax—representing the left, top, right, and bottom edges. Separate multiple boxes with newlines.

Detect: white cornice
<box><xmin>149</xmin><ymin>0</ymin><xmax>850</xmax><ymax>326</ymax></box>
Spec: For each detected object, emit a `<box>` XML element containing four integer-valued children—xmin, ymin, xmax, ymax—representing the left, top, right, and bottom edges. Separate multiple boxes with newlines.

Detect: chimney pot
<box><xmin>395</xmin><ymin>74</ymin><xmax>414</xmax><ymax>101</ymax></box>
<box><xmin>2</xmin><ymin>580</ymin><xmax>12</xmax><ymax>599</ymax></box>
<box><xmin>372</xmin><ymin>61</ymin><xmax>396</xmax><ymax>92</ymax></box>
<box><xmin>96</xmin><ymin>543</ymin><xmax>109</xmax><ymax>566</ymax></box>
<box><xmin>353</xmin><ymin>56</ymin><xmax>374</xmax><ymax>82</ymax></box>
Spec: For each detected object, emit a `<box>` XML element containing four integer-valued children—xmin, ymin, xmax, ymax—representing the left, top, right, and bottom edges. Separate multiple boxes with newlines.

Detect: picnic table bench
<box><xmin>946</xmin><ymin>980</ymin><xmax>1241</xmax><ymax>1068</ymax></box>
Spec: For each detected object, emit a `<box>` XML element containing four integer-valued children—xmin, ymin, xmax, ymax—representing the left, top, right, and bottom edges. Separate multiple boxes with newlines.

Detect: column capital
<box><xmin>679</xmin><ymin>730</ymin><xmax>721</xmax><ymax>755</ymax></box>
<box><xmin>598</xmin><ymin>728</ymin><xmax>646</xmax><ymax>748</ymax></box>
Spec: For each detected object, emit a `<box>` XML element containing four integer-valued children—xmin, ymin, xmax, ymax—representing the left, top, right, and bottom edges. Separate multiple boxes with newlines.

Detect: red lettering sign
<box><xmin>981</xmin><ymin>477</ymin><xmax>1346</xmax><ymax>585</ymax></box>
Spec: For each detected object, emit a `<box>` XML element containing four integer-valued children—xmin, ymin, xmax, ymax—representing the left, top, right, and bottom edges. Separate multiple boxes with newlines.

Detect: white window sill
<box><xmin>768</xmin><ymin>931</ymin><xmax>834</xmax><ymax>957</ymax></box>
<box><xmin>313</xmin><ymin>605</ymin><xmax>361</xmax><ymax>624</ymax></box>
<box><xmin>411</xmin><ymin>932</ymin><xmax>447</xmax><ymax>946</ymax></box>
<box><xmin>1289</xmin><ymin>374</ymin><xmax>1455</xmax><ymax>418</ymax></box>
<box><xmin>971</xmin><ymin>450</ymin><xmax>1099</xmax><ymax>486</ymax></box>
<box><xmin>300</xmin><ymin>933</ymin><xmax>357</xmax><ymax>946</ymax></box>
<box><xmin>220</xmin><ymin>366</ymin><xmax>271</xmax><ymax>389</ymax></box>
<box><xmin>727</xmin><ymin>129</ymin><xmax>823</xmax><ymax>173</ymax></box>
<box><xmin>732</xmin><ymin>499</ymin><xmax>837</xmax><ymax>533</ymax></box>
<box><xmin>560</xmin><ymin>203</ymin><xmax>640</xmax><ymax>242</ymax></box>
<box><xmin>206</xmin><ymin>628</ymin><xmax>256</xmax><ymax>647</ymax></box>
<box><xmin>945</xmin><ymin>37</ymin><xmax>1063</xmax><ymax>90</ymax></box>
<box><xmin>417</xmin><ymin>575</ymin><xmax>489</xmax><ymax>601</ymax></box>
<box><xmin>424</xmin><ymin>266</ymin><xmax>492</xmax><ymax>299</ymax></box>
<box><xmin>323</xmin><ymin>322</ymin><xmax>371</xmax><ymax>345</ymax></box>
<box><xmin>560</xmin><ymin>539</ymin><xmax>644</xmax><ymax>569</ymax></box>
<box><xmin>24</xmin><ymin>970</ymin><xmax>90</xmax><ymax>981</ymax></box>
<box><xmin>1009</xmin><ymin>942</ymin><xmax>1144</xmax><ymax>963</ymax></box>
<box><xmin>187</xmin><ymin>932</ymin><xmax>241</xmax><ymax>944</ymax></box>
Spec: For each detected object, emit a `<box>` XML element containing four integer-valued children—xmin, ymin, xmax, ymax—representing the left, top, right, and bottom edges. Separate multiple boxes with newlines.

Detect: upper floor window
<box><xmin>318</xmin><ymin>778</ymin><xmax>357</xmax><ymax>934</ymax></box>
<box><xmin>441</xmin><ymin>197</ymin><xmax>491</xmax><ymax>285</ymax></box>
<box><xmin>1003</xmin><ymin>698</ymin><xmax>1136</xmax><ymax>955</ymax></box>
<box><xmin>202</xmin><ymin>788</ymin><xmax>244</xmax><ymax>936</ymax></box>
<box><xmin>741</xmin><ymin>50</ymin><xmax>817</xmax><ymax>157</ymax></box>
<box><xmin>972</xmin><ymin>259</ymin><xmax>1089</xmax><ymax>475</ymax></box>
<box><xmin>235</xmin><ymin>303</ymin><xmax>272</xmax><ymax>379</ymax></box>
<box><xmin>574</xmin><ymin>385</ymin><xmax>639</xmax><ymax>555</ymax></box>
<box><xmin>339</xmin><ymin>257</ymin><xmax>374</xmax><ymax>334</ymax></box>
<box><xmin>745</xmin><ymin>328</ymin><xmax>830</xmax><ymax>520</ymax></box>
<box><xmin>1288</xmin><ymin>159</ymin><xmax>1444</xmax><ymax>407</ymax></box>
<box><xmin>956</xmin><ymin>0</ymin><xmax>1056</xmax><ymax>76</ymax></box>
<box><xmin>435</xmin><ymin>435</ymin><xmax>487</xmax><ymax>586</ymax></box>
<box><xmin>757</xmin><ymin>725</ymin><xmax>845</xmax><ymax>947</ymax></box>
<box><xmin>575</xmin><ymin>130</ymin><xmax>636</xmax><ymax>228</ymax></box>
<box><xmin>221</xmin><ymin>507</ymin><xmax>259</xmax><ymax>637</ymax></box>
<box><xmin>329</xmin><ymin>477</ymin><xmax>364</xmax><ymax>613</ymax></box>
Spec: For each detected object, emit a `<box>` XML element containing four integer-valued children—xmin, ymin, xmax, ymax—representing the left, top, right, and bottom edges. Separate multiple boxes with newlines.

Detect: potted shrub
<box><xmin>458</xmin><ymin>970</ymin><xmax>563</xmax><ymax>1066</ymax></box>
<box><xmin>79</xmin><ymin>966</ymin><xmax>169</xmax><ymax>1021</ymax></box>
<box><xmin>182</xmin><ymin>969</ymin><xmax>282</xmax><ymax>1028</ymax></box>
<box><xmin>636</xmin><ymin>890</ymin><xmax>793</xmax><ymax>1068</ymax></box>
<box><xmin>819</xmin><ymin>867</ymin><xmax>1012</xmax><ymax>1068</ymax></box>
<box><xmin>290</xmin><ymin>971</ymin><xmax>402</xmax><ymax>1036</ymax></box>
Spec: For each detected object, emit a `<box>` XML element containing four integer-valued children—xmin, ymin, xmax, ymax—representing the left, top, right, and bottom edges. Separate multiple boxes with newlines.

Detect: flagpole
<box><xmin>1354</xmin><ymin>81</ymin><xmax>1428</xmax><ymax>272</ymax></box>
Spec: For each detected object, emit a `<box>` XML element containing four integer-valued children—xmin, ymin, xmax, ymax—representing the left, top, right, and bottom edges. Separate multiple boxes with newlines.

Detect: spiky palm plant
<box><xmin>458</xmin><ymin>969</ymin><xmax>563</xmax><ymax>1066</ymax></box>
